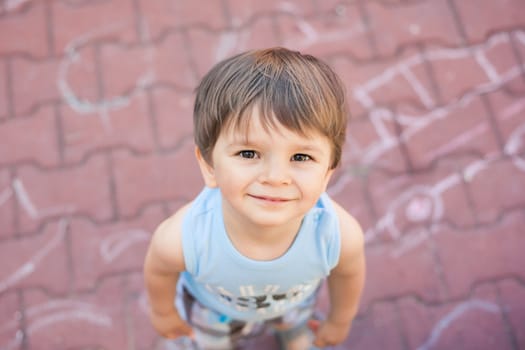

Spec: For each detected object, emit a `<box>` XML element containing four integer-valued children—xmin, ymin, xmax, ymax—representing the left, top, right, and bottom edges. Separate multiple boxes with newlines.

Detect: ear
<box><xmin>195</xmin><ymin>146</ymin><xmax>218</xmax><ymax>188</ymax></box>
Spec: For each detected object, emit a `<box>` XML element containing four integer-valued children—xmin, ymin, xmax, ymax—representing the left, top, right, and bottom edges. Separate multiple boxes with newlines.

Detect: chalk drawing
<box><xmin>2</xmin><ymin>4</ymin><xmax>523</xmax><ymax>349</ymax></box>
<box><xmin>416</xmin><ymin>299</ymin><xmax>499</xmax><ymax>350</ymax></box>
<box><xmin>330</xmin><ymin>30</ymin><xmax>525</xmax><ymax>173</ymax></box>
<box><xmin>364</xmin><ymin>151</ymin><xmax>501</xmax><ymax>256</ymax></box>
<box><xmin>26</xmin><ymin>300</ymin><xmax>112</xmax><ymax>332</ymax></box>
<box><xmin>422</xmin><ymin>120</ymin><xmax>488</xmax><ymax>163</ymax></box>
<box><xmin>399</xmin><ymin>65</ymin><xmax>435</xmax><ymax>109</ymax></box>
<box><xmin>405</xmin><ymin>195</ymin><xmax>434</xmax><ymax>222</ymax></box>
<box><xmin>277</xmin><ymin>2</ymin><xmax>301</xmax><ymax>14</ymax></box>
<box><xmin>501</xmin><ymin>98</ymin><xmax>525</xmax><ymax>121</ymax></box>
<box><xmin>213</xmin><ymin>12</ymin><xmax>365</xmax><ymax>66</ymax></box>
<box><xmin>409</xmin><ymin>24</ymin><xmax>421</xmax><ymax>36</ymax></box>
<box><xmin>0</xmin><ymin>219</ymin><xmax>67</xmax><ymax>294</ymax></box>
<box><xmin>214</xmin><ymin>31</ymin><xmax>240</xmax><ymax>62</ymax></box>
<box><xmin>505</xmin><ymin>122</ymin><xmax>525</xmax><ymax>172</ymax></box>
<box><xmin>474</xmin><ymin>50</ymin><xmax>500</xmax><ymax>83</ymax></box>
<box><xmin>4</xmin><ymin>0</ymin><xmax>29</xmax><ymax>12</ymax></box>
<box><xmin>99</xmin><ymin>229</ymin><xmax>150</xmax><ymax>263</ymax></box>
<box><xmin>364</xmin><ymin>185</ymin><xmax>443</xmax><ymax>242</ymax></box>
<box><xmin>327</xmin><ymin>30</ymin><xmax>525</xmax><ymax>257</ymax></box>
<box><xmin>514</xmin><ymin>31</ymin><xmax>525</xmax><ymax>45</ymax></box>
<box><xmin>344</xmin><ymin>31</ymin><xmax>524</xmax><ymax>168</ymax></box>
<box><xmin>11</xmin><ymin>178</ymin><xmax>75</xmax><ymax>219</ymax></box>
<box><xmin>3</xmin><ymin>299</ymin><xmax>112</xmax><ymax>350</ymax></box>
<box><xmin>390</xmin><ymin>229</ymin><xmax>430</xmax><ymax>258</ymax></box>
<box><xmin>363</xmin><ymin>134</ymin><xmax>525</xmax><ymax>258</ymax></box>
<box><xmin>57</xmin><ymin>21</ymin><xmax>154</xmax><ymax>133</ymax></box>
<box><xmin>283</xmin><ymin>17</ymin><xmax>366</xmax><ymax>52</ymax></box>
<box><xmin>12</xmin><ymin>178</ymin><xmax>38</xmax><ymax>218</ymax></box>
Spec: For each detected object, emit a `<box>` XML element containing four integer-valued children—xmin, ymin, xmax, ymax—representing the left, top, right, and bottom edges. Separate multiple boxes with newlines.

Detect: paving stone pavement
<box><xmin>1</xmin><ymin>0</ymin><xmax>524</xmax><ymax>349</ymax></box>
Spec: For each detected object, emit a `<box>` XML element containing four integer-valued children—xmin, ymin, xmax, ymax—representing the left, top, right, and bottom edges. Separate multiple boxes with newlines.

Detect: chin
<box><xmin>246</xmin><ymin>212</ymin><xmax>303</xmax><ymax>228</ymax></box>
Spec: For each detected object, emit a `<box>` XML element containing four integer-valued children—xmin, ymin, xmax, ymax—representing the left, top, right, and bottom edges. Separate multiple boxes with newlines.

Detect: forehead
<box><xmin>221</xmin><ymin>107</ymin><xmax>329</xmax><ymax>145</ymax></box>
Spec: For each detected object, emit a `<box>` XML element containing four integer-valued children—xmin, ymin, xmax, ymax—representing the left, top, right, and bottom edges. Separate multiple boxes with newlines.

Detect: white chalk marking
<box><xmin>505</xmin><ymin>123</ymin><xmax>525</xmax><ymax>155</ymax></box>
<box><xmin>514</xmin><ymin>31</ymin><xmax>525</xmax><ymax>45</ymax></box>
<box><xmin>27</xmin><ymin>299</ymin><xmax>112</xmax><ymax>332</ymax></box>
<box><xmin>505</xmin><ymin>122</ymin><xmax>525</xmax><ymax>172</ymax></box>
<box><xmin>369</xmin><ymin>108</ymin><xmax>395</xmax><ymax>141</ymax></box>
<box><xmin>58</xmin><ymin>21</ymin><xmax>138</xmax><ymax>128</ymax></box>
<box><xmin>399</xmin><ymin>65</ymin><xmax>435</xmax><ymax>108</ymax></box>
<box><xmin>11</xmin><ymin>178</ymin><xmax>75</xmax><ymax>219</ymax></box>
<box><xmin>462</xmin><ymin>157</ymin><xmax>493</xmax><ymax>182</ymax></box>
<box><xmin>352</xmin><ymin>87</ymin><xmax>375</xmax><ymax>109</ymax></box>
<box><xmin>355</xmin><ymin>30</ymin><xmax>525</xmax><ymax>256</ymax></box>
<box><xmin>28</xmin><ymin>309</ymin><xmax>112</xmax><ymax>333</ymax></box>
<box><xmin>4</xmin><ymin>0</ymin><xmax>29</xmax><ymax>11</ymax></box>
<box><xmin>416</xmin><ymin>300</ymin><xmax>499</xmax><ymax>350</ymax></box>
<box><xmin>99</xmin><ymin>229</ymin><xmax>150</xmax><ymax>263</ymax></box>
<box><xmin>285</xmin><ymin>18</ymin><xmax>365</xmax><ymax>51</ymax></box>
<box><xmin>0</xmin><ymin>220</ymin><xmax>68</xmax><ymax>294</ymax></box>
<box><xmin>405</xmin><ymin>196</ymin><xmax>434</xmax><ymax>222</ymax></box>
<box><xmin>12</xmin><ymin>179</ymin><xmax>39</xmax><ymax>219</ymax></box>
<box><xmin>365</xmin><ymin>184</ymin><xmax>446</xmax><ymax>251</ymax></box>
<box><xmin>423</xmin><ymin>122</ymin><xmax>488</xmax><ymax>162</ymax></box>
<box><xmin>500</xmin><ymin>98</ymin><xmax>525</xmax><ymax>121</ymax></box>
<box><xmin>215</xmin><ymin>31</ymin><xmax>239</xmax><ymax>62</ymax></box>
<box><xmin>277</xmin><ymin>2</ymin><xmax>300</xmax><ymax>14</ymax></box>
<box><xmin>474</xmin><ymin>50</ymin><xmax>500</xmax><ymax>83</ymax></box>
<box><xmin>431</xmin><ymin>173</ymin><xmax>461</xmax><ymax>196</ymax></box>
<box><xmin>391</xmin><ymin>229</ymin><xmax>429</xmax><ymax>258</ymax></box>
<box><xmin>400</xmin><ymin>63</ymin><xmax>525</xmax><ymax>144</ymax></box>
<box><xmin>409</xmin><ymin>24</ymin><xmax>421</xmax><ymax>36</ymax></box>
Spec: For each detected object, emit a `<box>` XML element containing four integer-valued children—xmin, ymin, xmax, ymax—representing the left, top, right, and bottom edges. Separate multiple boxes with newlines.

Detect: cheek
<box><xmin>297</xmin><ymin>165</ymin><xmax>330</xmax><ymax>179</ymax></box>
<box><xmin>294</xmin><ymin>170</ymin><xmax>331</xmax><ymax>189</ymax></box>
<box><xmin>214</xmin><ymin>167</ymin><xmax>250</xmax><ymax>191</ymax></box>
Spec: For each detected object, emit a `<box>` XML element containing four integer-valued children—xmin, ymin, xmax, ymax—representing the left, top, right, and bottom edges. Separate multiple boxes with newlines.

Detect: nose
<box><xmin>259</xmin><ymin>157</ymin><xmax>292</xmax><ymax>185</ymax></box>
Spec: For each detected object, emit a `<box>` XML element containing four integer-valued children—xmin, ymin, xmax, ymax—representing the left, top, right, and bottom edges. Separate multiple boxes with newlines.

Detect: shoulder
<box><xmin>146</xmin><ymin>202</ymin><xmax>193</xmax><ymax>273</ymax></box>
<box><xmin>329</xmin><ymin>198</ymin><xmax>365</xmax><ymax>274</ymax></box>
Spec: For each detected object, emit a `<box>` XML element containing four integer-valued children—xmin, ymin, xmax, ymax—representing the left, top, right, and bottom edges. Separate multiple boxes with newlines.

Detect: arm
<box><xmin>312</xmin><ymin>201</ymin><xmax>366</xmax><ymax>347</ymax></box>
<box><xmin>143</xmin><ymin>204</ymin><xmax>193</xmax><ymax>339</ymax></box>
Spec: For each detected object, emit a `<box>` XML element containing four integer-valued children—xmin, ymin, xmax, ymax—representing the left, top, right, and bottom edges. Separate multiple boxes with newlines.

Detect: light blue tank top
<box><xmin>179</xmin><ymin>187</ymin><xmax>341</xmax><ymax>322</ymax></box>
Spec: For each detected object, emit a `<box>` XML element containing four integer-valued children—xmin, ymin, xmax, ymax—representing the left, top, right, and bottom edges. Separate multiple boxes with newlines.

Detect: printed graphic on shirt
<box><xmin>205</xmin><ymin>279</ymin><xmax>321</xmax><ymax>315</ymax></box>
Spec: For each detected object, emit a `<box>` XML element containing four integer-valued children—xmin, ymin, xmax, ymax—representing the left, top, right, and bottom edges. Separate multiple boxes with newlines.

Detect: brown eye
<box><xmin>239</xmin><ymin>150</ymin><xmax>257</xmax><ymax>159</ymax></box>
<box><xmin>292</xmin><ymin>154</ymin><xmax>312</xmax><ymax>162</ymax></box>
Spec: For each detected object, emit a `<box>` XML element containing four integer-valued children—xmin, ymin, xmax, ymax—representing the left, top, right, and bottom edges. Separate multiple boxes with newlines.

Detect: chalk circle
<box><xmin>405</xmin><ymin>193</ymin><xmax>434</xmax><ymax>222</ymax></box>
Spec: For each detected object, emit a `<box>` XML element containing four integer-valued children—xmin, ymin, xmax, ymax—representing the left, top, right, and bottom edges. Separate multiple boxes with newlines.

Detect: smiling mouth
<box><xmin>249</xmin><ymin>194</ymin><xmax>291</xmax><ymax>202</ymax></box>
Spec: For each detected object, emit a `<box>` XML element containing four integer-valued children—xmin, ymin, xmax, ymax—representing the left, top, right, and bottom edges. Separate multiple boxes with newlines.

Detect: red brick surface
<box><xmin>342</xmin><ymin>302</ymin><xmax>407</xmax><ymax>350</ymax></box>
<box><xmin>1</xmin><ymin>1</ymin><xmax>524</xmax><ymax>349</ymax></box>
<box><xmin>365</xmin><ymin>0</ymin><xmax>461</xmax><ymax>56</ymax></box>
<box><xmin>11</xmin><ymin>57</ymin><xmax>62</xmax><ymax>116</ymax></box>
<box><xmin>0</xmin><ymin>107</ymin><xmax>59</xmax><ymax>167</ymax></box>
<box><xmin>398</xmin><ymin>284</ymin><xmax>515</xmax><ymax>350</ymax></box>
<box><xmin>0</xmin><ymin>2</ymin><xmax>49</xmax><ymax>58</ymax></box>
<box><xmin>0</xmin><ymin>169</ymin><xmax>15</xmax><ymax>238</ymax></box>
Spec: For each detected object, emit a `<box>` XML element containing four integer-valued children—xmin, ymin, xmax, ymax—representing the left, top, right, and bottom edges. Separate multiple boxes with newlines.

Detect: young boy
<box><xmin>144</xmin><ymin>47</ymin><xmax>365</xmax><ymax>349</ymax></box>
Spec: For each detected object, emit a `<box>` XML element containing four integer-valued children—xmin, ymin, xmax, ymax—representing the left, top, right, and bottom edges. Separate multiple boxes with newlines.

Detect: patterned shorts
<box><xmin>172</xmin><ymin>285</ymin><xmax>320</xmax><ymax>350</ymax></box>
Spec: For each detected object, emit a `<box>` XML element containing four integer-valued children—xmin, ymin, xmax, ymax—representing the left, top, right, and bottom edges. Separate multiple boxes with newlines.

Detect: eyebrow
<box><xmin>297</xmin><ymin>145</ymin><xmax>324</xmax><ymax>153</ymax></box>
<box><xmin>226</xmin><ymin>139</ymin><xmax>325</xmax><ymax>154</ymax></box>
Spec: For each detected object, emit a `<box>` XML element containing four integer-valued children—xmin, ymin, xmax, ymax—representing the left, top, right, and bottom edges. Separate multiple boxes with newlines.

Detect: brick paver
<box><xmin>1</xmin><ymin>1</ymin><xmax>524</xmax><ymax>349</ymax></box>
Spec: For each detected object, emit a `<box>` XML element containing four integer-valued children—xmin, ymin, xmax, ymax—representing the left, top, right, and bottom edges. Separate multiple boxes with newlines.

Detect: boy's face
<box><xmin>196</xmin><ymin>108</ymin><xmax>335</xmax><ymax>229</ymax></box>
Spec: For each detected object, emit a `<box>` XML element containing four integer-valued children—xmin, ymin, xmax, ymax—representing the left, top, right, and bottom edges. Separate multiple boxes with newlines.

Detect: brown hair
<box><xmin>193</xmin><ymin>47</ymin><xmax>348</xmax><ymax>169</ymax></box>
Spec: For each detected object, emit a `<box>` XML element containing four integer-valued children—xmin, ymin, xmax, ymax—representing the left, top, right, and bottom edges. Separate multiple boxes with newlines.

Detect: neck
<box><xmin>221</xmin><ymin>201</ymin><xmax>304</xmax><ymax>261</ymax></box>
